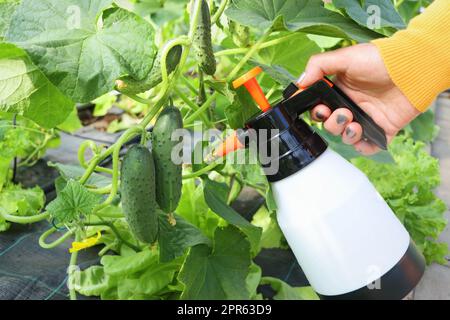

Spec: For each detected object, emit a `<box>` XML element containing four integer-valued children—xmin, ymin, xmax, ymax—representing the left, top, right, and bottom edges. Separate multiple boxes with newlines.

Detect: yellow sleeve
<box><xmin>372</xmin><ymin>0</ymin><xmax>450</xmax><ymax>112</ymax></box>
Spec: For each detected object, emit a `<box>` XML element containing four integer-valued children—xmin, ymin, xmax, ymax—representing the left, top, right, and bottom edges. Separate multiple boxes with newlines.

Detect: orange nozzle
<box><xmin>213</xmin><ymin>131</ymin><xmax>245</xmax><ymax>158</ymax></box>
<box><xmin>232</xmin><ymin>67</ymin><xmax>270</xmax><ymax>112</ymax></box>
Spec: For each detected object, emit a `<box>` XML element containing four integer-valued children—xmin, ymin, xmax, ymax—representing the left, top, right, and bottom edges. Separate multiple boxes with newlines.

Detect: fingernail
<box><xmin>316</xmin><ymin>111</ymin><xmax>324</xmax><ymax>120</ymax></box>
<box><xmin>345</xmin><ymin>127</ymin><xmax>356</xmax><ymax>138</ymax></box>
<box><xmin>337</xmin><ymin>114</ymin><xmax>348</xmax><ymax>125</ymax></box>
<box><xmin>297</xmin><ymin>72</ymin><xmax>306</xmax><ymax>84</ymax></box>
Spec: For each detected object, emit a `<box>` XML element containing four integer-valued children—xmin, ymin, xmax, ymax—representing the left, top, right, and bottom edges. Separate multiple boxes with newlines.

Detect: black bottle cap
<box><xmin>244</xmin><ymin>102</ymin><xmax>327</xmax><ymax>182</ymax></box>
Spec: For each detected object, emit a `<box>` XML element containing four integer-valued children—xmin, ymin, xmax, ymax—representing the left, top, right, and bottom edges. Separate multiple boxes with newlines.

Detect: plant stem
<box><xmin>77</xmin><ymin>0</ymin><xmax>204</xmax><ymax>199</ymax></box>
<box><xmin>91</xmin><ymin>127</ymin><xmax>143</xmax><ymax>213</ymax></box>
<box><xmin>215</xmin><ymin>33</ymin><xmax>297</xmax><ymax>57</ymax></box>
<box><xmin>78</xmin><ymin>140</ymin><xmax>113</xmax><ymax>175</ymax></box>
<box><xmin>185</xmin><ymin>28</ymin><xmax>272</xmax><ymax>124</ymax></box>
<box><xmin>211</xmin><ymin>0</ymin><xmax>229</xmax><ymax>25</ymax></box>
<box><xmin>0</xmin><ymin>210</ymin><xmax>49</xmax><ymax>224</ymax></box>
<box><xmin>180</xmin><ymin>76</ymin><xmax>199</xmax><ymax>95</ymax></box>
<box><xmin>39</xmin><ymin>227</ymin><xmax>75</xmax><ymax>249</ymax></box>
<box><xmin>119</xmin><ymin>92</ymin><xmax>153</xmax><ymax>105</ymax></box>
<box><xmin>84</xmin><ymin>221</ymin><xmax>141</xmax><ymax>252</ymax></box>
<box><xmin>173</xmin><ymin>87</ymin><xmax>211</xmax><ymax>125</ymax></box>
<box><xmin>87</xmin><ymin>184</ymin><xmax>112</xmax><ymax>194</ymax></box>
<box><xmin>68</xmin><ymin>232</ymin><xmax>80</xmax><ymax>301</ymax></box>
<box><xmin>182</xmin><ymin>161</ymin><xmax>221</xmax><ymax>179</ymax></box>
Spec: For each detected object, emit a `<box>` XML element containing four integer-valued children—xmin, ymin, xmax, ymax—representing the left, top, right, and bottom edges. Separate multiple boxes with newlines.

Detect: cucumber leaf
<box><xmin>178</xmin><ymin>226</ymin><xmax>252</xmax><ymax>299</ymax></box>
<box><xmin>333</xmin><ymin>0</ymin><xmax>405</xmax><ymax>30</ymax></box>
<box><xmin>203</xmin><ymin>178</ymin><xmax>262</xmax><ymax>255</ymax></box>
<box><xmin>258</xmin><ymin>33</ymin><xmax>321</xmax><ymax>77</ymax></box>
<box><xmin>48</xmin><ymin>163</ymin><xmax>112</xmax><ymax>188</ymax></box>
<box><xmin>46</xmin><ymin>179</ymin><xmax>103</xmax><ymax>224</ymax></box>
<box><xmin>225</xmin><ymin>0</ymin><xmax>382</xmax><ymax>42</ymax></box>
<box><xmin>6</xmin><ymin>0</ymin><xmax>157</xmax><ymax>102</ymax></box>
<box><xmin>0</xmin><ymin>43</ymin><xmax>74</xmax><ymax>128</ymax></box>
<box><xmin>158</xmin><ymin>212</ymin><xmax>211</xmax><ymax>263</ymax></box>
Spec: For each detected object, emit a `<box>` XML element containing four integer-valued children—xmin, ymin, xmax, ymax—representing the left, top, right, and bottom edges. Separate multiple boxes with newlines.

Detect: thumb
<box><xmin>298</xmin><ymin>48</ymin><xmax>350</xmax><ymax>87</ymax></box>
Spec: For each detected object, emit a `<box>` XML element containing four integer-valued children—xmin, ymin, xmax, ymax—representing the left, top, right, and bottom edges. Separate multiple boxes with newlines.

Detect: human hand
<box><xmin>299</xmin><ymin>43</ymin><xmax>420</xmax><ymax>155</ymax></box>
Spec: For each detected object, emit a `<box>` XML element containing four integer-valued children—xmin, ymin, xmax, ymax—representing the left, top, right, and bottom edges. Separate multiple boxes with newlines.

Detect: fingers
<box><xmin>311</xmin><ymin>107</ymin><xmax>377</xmax><ymax>154</ymax></box>
<box><xmin>311</xmin><ymin>104</ymin><xmax>331</xmax><ymax>122</ymax></box>
<box><xmin>342</xmin><ymin>122</ymin><xmax>362</xmax><ymax>145</ymax></box>
<box><xmin>323</xmin><ymin>108</ymin><xmax>353</xmax><ymax>136</ymax></box>
<box><xmin>353</xmin><ymin>140</ymin><xmax>381</xmax><ymax>156</ymax></box>
<box><xmin>297</xmin><ymin>48</ymin><xmax>350</xmax><ymax>87</ymax></box>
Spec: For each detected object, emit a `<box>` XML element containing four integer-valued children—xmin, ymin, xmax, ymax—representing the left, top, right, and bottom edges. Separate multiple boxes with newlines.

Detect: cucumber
<box><xmin>117</xmin><ymin>44</ymin><xmax>183</xmax><ymax>95</ymax></box>
<box><xmin>120</xmin><ymin>145</ymin><xmax>159</xmax><ymax>243</ymax></box>
<box><xmin>152</xmin><ymin>106</ymin><xmax>183</xmax><ymax>213</ymax></box>
<box><xmin>193</xmin><ymin>0</ymin><xmax>216</xmax><ymax>76</ymax></box>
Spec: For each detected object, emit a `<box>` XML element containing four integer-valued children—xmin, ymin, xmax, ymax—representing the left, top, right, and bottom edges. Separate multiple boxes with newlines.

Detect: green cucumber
<box><xmin>117</xmin><ymin>44</ymin><xmax>183</xmax><ymax>95</ymax></box>
<box><xmin>120</xmin><ymin>145</ymin><xmax>159</xmax><ymax>243</ymax></box>
<box><xmin>193</xmin><ymin>0</ymin><xmax>216</xmax><ymax>76</ymax></box>
<box><xmin>152</xmin><ymin>106</ymin><xmax>183</xmax><ymax>213</ymax></box>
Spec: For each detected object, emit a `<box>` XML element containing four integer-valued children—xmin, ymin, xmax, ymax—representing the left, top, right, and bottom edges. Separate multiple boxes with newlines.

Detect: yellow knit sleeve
<box><xmin>372</xmin><ymin>0</ymin><xmax>450</xmax><ymax>112</ymax></box>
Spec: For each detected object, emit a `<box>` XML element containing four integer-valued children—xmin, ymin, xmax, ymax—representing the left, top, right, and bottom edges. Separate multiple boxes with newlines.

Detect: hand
<box><xmin>299</xmin><ymin>43</ymin><xmax>420</xmax><ymax>155</ymax></box>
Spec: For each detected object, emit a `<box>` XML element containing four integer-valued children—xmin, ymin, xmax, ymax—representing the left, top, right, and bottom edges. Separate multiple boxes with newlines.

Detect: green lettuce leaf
<box><xmin>353</xmin><ymin>136</ymin><xmax>448</xmax><ymax>264</ymax></box>
<box><xmin>260</xmin><ymin>277</ymin><xmax>319</xmax><ymax>300</ymax></box>
<box><xmin>0</xmin><ymin>184</ymin><xmax>45</xmax><ymax>231</ymax></box>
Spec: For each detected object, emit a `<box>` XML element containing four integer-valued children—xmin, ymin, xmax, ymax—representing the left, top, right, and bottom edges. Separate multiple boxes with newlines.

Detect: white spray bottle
<box><xmin>217</xmin><ymin>67</ymin><xmax>425</xmax><ymax>300</ymax></box>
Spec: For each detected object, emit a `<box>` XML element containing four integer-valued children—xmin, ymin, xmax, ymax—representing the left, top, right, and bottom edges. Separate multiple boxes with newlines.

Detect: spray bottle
<box><xmin>215</xmin><ymin>67</ymin><xmax>425</xmax><ymax>299</ymax></box>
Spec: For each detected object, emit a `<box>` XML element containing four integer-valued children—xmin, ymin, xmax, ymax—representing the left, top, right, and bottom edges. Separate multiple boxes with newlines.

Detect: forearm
<box><xmin>372</xmin><ymin>0</ymin><xmax>450</xmax><ymax>112</ymax></box>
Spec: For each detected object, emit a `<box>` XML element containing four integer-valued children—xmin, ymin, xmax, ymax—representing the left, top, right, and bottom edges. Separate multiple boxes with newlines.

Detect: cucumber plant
<box><xmin>0</xmin><ymin>0</ymin><xmax>446</xmax><ymax>300</ymax></box>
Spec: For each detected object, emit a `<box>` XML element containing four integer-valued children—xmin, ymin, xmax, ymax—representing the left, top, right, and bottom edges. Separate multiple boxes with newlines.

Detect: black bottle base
<box><xmin>318</xmin><ymin>240</ymin><xmax>426</xmax><ymax>300</ymax></box>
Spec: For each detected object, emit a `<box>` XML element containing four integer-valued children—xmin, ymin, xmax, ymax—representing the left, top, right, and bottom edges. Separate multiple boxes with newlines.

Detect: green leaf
<box><xmin>93</xmin><ymin>92</ymin><xmax>118</xmax><ymax>117</ymax></box>
<box><xmin>178</xmin><ymin>226</ymin><xmax>252</xmax><ymax>300</ymax></box>
<box><xmin>46</xmin><ymin>179</ymin><xmax>103</xmax><ymax>224</ymax></box>
<box><xmin>225</xmin><ymin>86</ymin><xmax>260</xmax><ymax>129</ymax></box>
<box><xmin>404</xmin><ymin>109</ymin><xmax>439</xmax><ymax>143</ymax></box>
<box><xmin>158</xmin><ymin>212</ymin><xmax>211</xmax><ymax>263</ymax></box>
<box><xmin>258</xmin><ymin>33</ymin><xmax>321</xmax><ymax>76</ymax></box>
<box><xmin>7</xmin><ymin>0</ymin><xmax>157</xmax><ymax>102</ymax></box>
<box><xmin>134</xmin><ymin>259</ymin><xmax>181</xmax><ymax>296</ymax></box>
<box><xmin>176</xmin><ymin>179</ymin><xmax>220</xmax><ymax>238</ymax></box>
<box><xmin>203</xmin><ymin>178</ymin><xmax>262</xmax><ymax>255</ymax></box>
<box><xmin>101</xmin><ymin>248</ymin><xmax>156</xmax><ymax>277</ymax></box>
<box><xmin>57</xmin><ymin>107</ymin><xmax>82</xmax><ymax>133</ymax></box>
<box><xmin>0</xmin><ymin>42</ymin><xmax>74</xmax><ymax>128</ymax></box>
<box><xmin>70</xmin><ymin>265</ymin><xmax>111</xmax><ymax>297</ymax></box>
<box><xmin>0</xmin><ymin>0</ymin><xmax>19</xmax><ymax>39</ymax></box>
<box><xmin>48</xmin><ymin>162</ymin><xmax>112</xmax><ymax>188</ymax></box>
<box><xmin>334</xmin><ymin>0</ymin><xmax>405</xmax><ymax>30</ymax></box>
<box><xmin>251</xmin><ymin>206</ymin><xmax>284</xmax><ymax>249</ymax></box>
<box><xmin>352</xmin><ymin>136</ymin><xmax>448</xmax><ymax>264</ymax></box>
<box><xmin>249</xmin><ymin>61</ymin><xmax>295</xmax><ymax>87</ymax></box>
<box><xmin>246</xmin><ymin>263</ymin><xmax>262</xmax><ymax>299</ymax></box>
<box><xmin>261</xmin><ymin>277</ymin><xmax>319</xmax><ymax>300</ymax></box>
<box><xmin>0</xmin><ymin>184</ymin><xmax>45</xmax><ymax>232</ymax></box>
<box><xmin>225</xmin><ymin>0</ymin><xmax>382</xmax><ymax>42</ymax></box>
